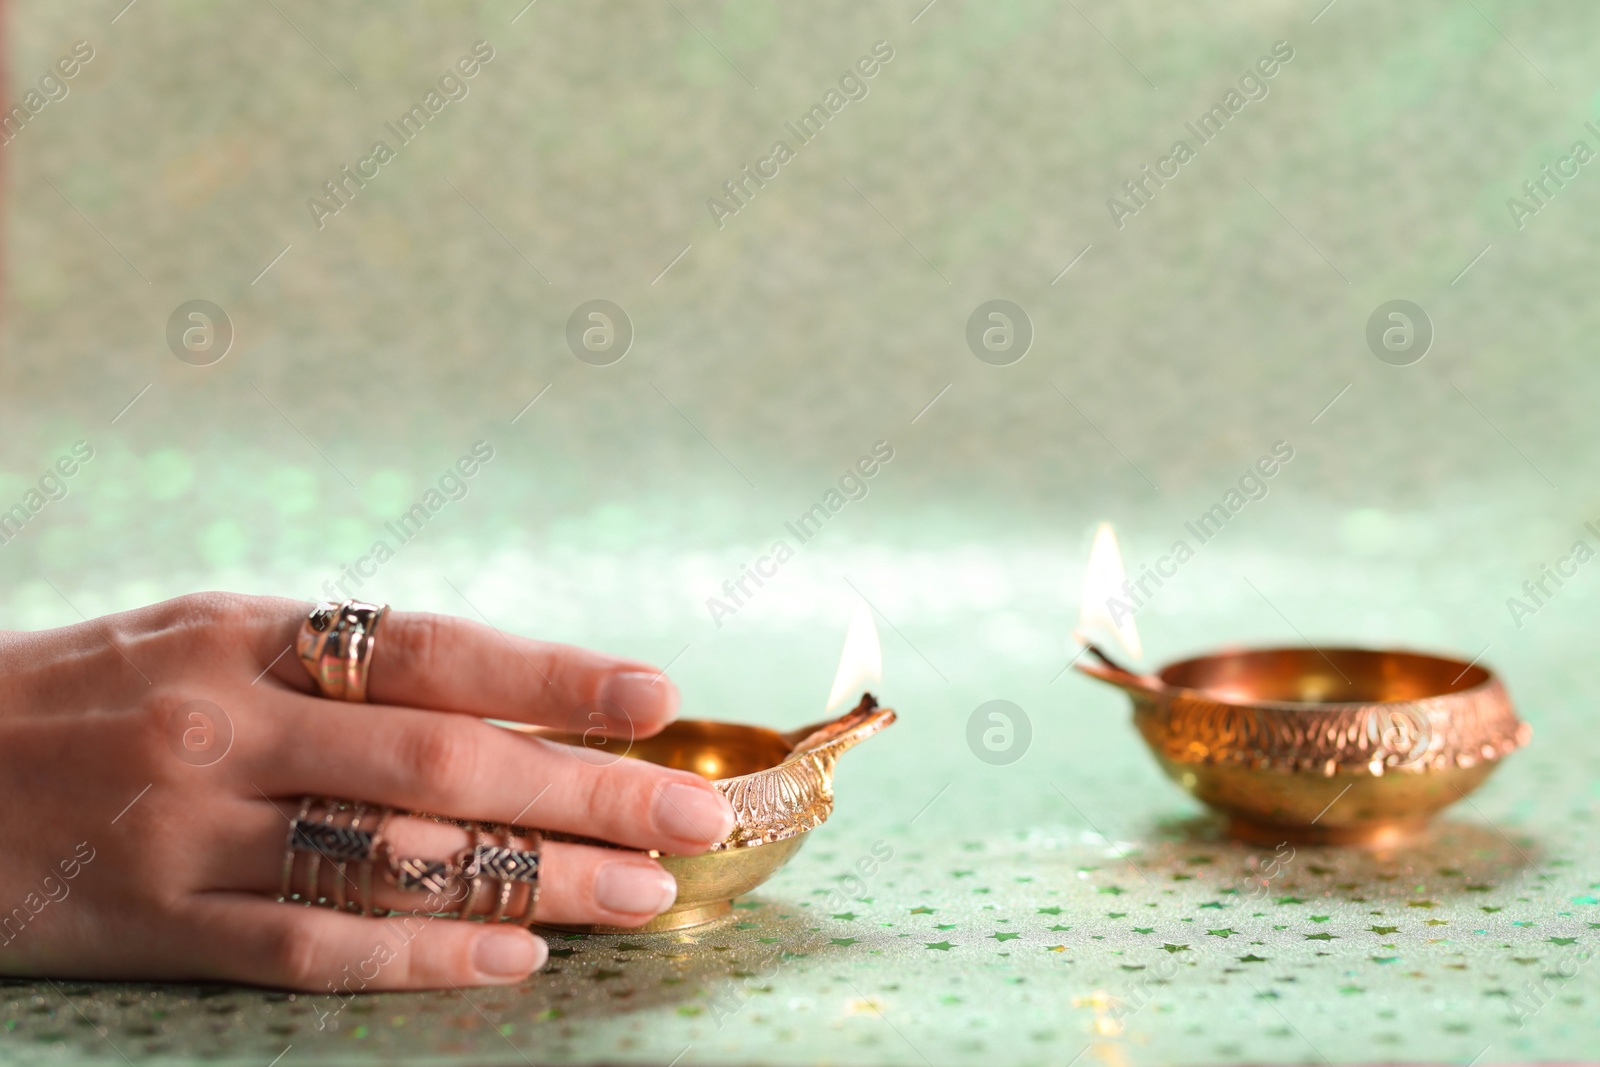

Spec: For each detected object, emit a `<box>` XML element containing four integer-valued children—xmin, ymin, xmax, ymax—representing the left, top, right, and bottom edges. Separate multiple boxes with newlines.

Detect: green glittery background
<box><xmin>4</xmin><ymin>0</ymin><xmax>1600</xmax><ymax>1063</ymax></box>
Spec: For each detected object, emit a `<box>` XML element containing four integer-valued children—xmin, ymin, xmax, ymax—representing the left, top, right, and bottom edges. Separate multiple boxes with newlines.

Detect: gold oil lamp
<box><xmin>532</xmin><ymin>601</ymin><xmax>896</xmax><ymax>931</ymax></box>
<box><xmin>1073</xmin><ymin>524</ymin><xmax>1531</xmax><ymax>847</ymax></box>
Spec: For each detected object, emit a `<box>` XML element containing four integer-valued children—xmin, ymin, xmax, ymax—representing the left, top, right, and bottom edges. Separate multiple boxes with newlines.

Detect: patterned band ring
<box><xmin>487</xmin><ymin>827</ymin><xmax>515</xmax><ymax>925</ymax></box>
<box><xmin>280</xmin><ymin>807</ymin><xmax>545</xmax><ymax>924</ymax></box>
<box><xmin>281</xmin><ymin>798</ymin><xmax>390</xmax><ymax>915</ymax></box>
<box><xmin>387</xmin><ymin>856</ymin><xmax>455</xmax><ymax>897</ymax></box>
<box><xmin>380</xmin><ymin>826</ymin><xmax>543</xmax><ymax>923</ymax></box>
<box><xmin>478</xmin><ymin>832</ymin><xmax>543</xmax><ymax>924</ymax></box>
<box><xmin>455</xmin><ymin>829</ymin><xmax>487</xmax><ymax>921</ymax></box>
<box><xmin>469</xmin><ymin>839</ymin><xmax>544</xmax><ymax>886</ymax></box>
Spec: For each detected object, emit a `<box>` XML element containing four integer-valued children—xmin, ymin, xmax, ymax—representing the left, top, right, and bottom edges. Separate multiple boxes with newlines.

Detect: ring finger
<box><xmin>214</xmin><ymin>802</ymin><xmax>680</xmax><ymax>928</ymax></box>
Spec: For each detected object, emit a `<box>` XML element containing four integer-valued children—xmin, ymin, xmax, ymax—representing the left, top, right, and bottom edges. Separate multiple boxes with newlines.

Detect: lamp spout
<box><xmin>783</xmin><ymin>693</ymin><xmax>895</xmax><ymax>757</ymax></box>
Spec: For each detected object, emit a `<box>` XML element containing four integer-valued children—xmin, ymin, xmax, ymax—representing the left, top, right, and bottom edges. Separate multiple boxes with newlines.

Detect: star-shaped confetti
<box><xmin>1161</xmin><ymin>943</ymin><xmax>1189</xmax><ymax>953</ymax></box>
<box><xmin>1046</xmin><ymin>945</ymin><xmax>1067</xmax><ymax>953</ymax></box>
<box><xmin>990</xmin><ymin>932</ymin><xmax>1021</xmax><ymax>942</ymax></box>
<box><xmin>1549</xmin><ymin>937</ymin><xmax>1578</xmax><ymax>946</ymax></box>
<box><xmin>832</xmin><ymin>912</ymin><xmax>857</xmax><ymax>921</ymax></box>
<box><xmin>1207</xmin><ymin>928</ymin><xmax>1237</xmax><ymax>938</ymax></box>
<box><xmin>1133</xmin><ymin>927</ymin><xmax>1154</xmax><ymax>935</ymax></box>
<box><xmin>1275</xmin><ymin>896</ymin><xmax>1304</xmax><ymax>905</ymax></box>
<box><xmin>1048</xmin><ymin>924</ymin><xmax>1071</xmax><ymax>932</ymax></box>
<box><xmin>1199</xmin><ymin>901</ymin><xmax>1227</xmax><ymax>910</ymax></box>
<box><xmin>1304</xmin><ymin>933</ymin><xmax>1337</xmax><ymax>941</ymax></box>
<box><xmin>830</xmin><ymin>938</ymin><xmax>859</xmax><ymax>946</ymax></box>
<box><xmin>1369</xmin><ymin>926</ymin><xmax>1399</xmax><ymax>934</ymax></box>
<box><xmin>925</xmin><ymin>941</ymin><xmax>955</xmax><ymax>951</ymax></box>
<box><xmin>1309</xmin><ymin>915</ymin><xmax>1331</xmax><ymax>923</ymax></box>
<box><xmin>1237</xmin><ymin>954</ymin><xmax>1268</xmax><ymax>963</ymax></box>
<box><xmin>1407</xmin><ymin>900</ymin><xmax>1440</xmax><ymax>909</ymax></box>
<box><xmin>1424</xmin><ymin>919</ymin><xmax>1448</xmax><ymax>926</ymax></box>
<box><xmin>1098</xmin><ymin>886</ymin><xmax>1125</xmax><ymax>896</ymax></box>
<box><xmin>1037</xmin><ymin>906</ymin><xmax>1062</xmax><ymax>915</ymax></box>
<box><xmin>909</xmin><ymin>906</ymin><xmax>935</xmax><ymax>915</ymax></box>
<box><xmin>935</xmin><ymin>923</ymin><xmax>958</xmax><ymax>931</ymax></box>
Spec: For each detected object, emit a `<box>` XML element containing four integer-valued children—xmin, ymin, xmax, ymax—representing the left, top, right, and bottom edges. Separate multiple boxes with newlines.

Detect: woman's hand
<box><xmin>0</xmin><ymin>592</ymin><xmax>734</xmax><ymax>991</ymax></box>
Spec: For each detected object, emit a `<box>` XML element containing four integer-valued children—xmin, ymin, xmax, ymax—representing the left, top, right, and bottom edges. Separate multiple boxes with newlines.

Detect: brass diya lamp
<box><xmin>1076</xmin><ymin>643</ymin><xmax>1531</xmax><ymax>846</ymax></box>
<box><xmin>530</xmin><ymin>694</ymin><xmax>896</xmax><ymax>932</ymax></box>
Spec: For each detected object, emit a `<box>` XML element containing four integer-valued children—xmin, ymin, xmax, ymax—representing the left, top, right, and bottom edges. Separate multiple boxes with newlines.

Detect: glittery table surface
<box><xmin>5</xmin><ymin>0</ymin><xmax>1600</xmax><ymax>1063</ymax></box>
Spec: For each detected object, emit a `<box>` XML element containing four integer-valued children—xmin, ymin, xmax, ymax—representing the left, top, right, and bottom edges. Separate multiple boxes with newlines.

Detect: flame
<box><xmin>1076</xmin><ymin>522</ymin><xmax>1143</xmax><ymax>661</ymax></box>
<box><xmin>825</xmin><ymin>599</ymin><xmax>883</xmax><ymax>712</ymax></box>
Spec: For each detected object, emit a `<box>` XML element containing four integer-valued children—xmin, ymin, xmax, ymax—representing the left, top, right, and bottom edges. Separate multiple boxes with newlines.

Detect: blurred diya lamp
<box><xmin>529</xmin><ymin>601</ymin><xmax>895</xmax><ymax>932</ymax></box>
<box><xmin>1072</xmin><ymin>524</ymin><xmax>1531</xmax><ymax>847</ymax></box>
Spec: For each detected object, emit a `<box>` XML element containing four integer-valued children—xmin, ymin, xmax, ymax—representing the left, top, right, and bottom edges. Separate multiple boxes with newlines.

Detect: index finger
<box><xmin>257</xmin><ymin>599</ymin><xmax>679</xmax><ymax>737</ymax></box>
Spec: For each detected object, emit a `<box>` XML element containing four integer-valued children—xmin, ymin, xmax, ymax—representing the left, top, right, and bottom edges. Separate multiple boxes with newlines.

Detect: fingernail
<box><xmin>473</xmin><ymin>930</ymin><xmax>544</xmax><ymax>980</ymax></box>
<box><xmin>596</xmin><ymin>861</ymin><xmax>678</xmax><ymax>915</ymax></box>
<box><xmin>653</xmin><ymin>781</ymin><xmax>735</xmax><ymax>845</ymax></box>
<box><xmin>600</xmin><ymin>670</ymin><xmax>679</xmax><ymax>725</ymax></box>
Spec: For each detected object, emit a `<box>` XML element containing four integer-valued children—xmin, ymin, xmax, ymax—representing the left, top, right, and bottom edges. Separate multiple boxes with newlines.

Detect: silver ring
<box><xmin>486</xmin><ymin>832</ymin><xmax>543</xmax><ymax>924</ymax></box>
<box><xmin>470</xmin><ymin>841</ymin><xmax>544</xmax><ymax>886</ymax></box>
<box><xmin>281</xmin><ymin>798</ymin><xmax>389</xmax><ymax>910</ymax></box>
<box><xmin>387</xmin><ymin>856</ymin><xmax>454</xmax><ymax>896</ymax></box>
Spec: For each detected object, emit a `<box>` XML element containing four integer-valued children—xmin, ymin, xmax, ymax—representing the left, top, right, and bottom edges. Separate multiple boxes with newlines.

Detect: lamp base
<box><xmin>536</xmin><ymin>899</ymin><xmax>734</xmax><ymax>935</ymax></box>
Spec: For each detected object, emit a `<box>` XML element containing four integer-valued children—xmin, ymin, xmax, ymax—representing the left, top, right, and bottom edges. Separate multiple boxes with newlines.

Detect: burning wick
<box><xmin>1074</xmin><ymin>522</ymin><xmax>1144</xmax><ymax>667</ymax></box>
<box><xmin>1078</xmin><ymin>639</ymin><xmax>1144</xmax><ymax>682</ymax></box>
<box><xmin>825</xmin><ymin>598</ymin><xmax>883</xmax><ymax>714</ymax></box>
